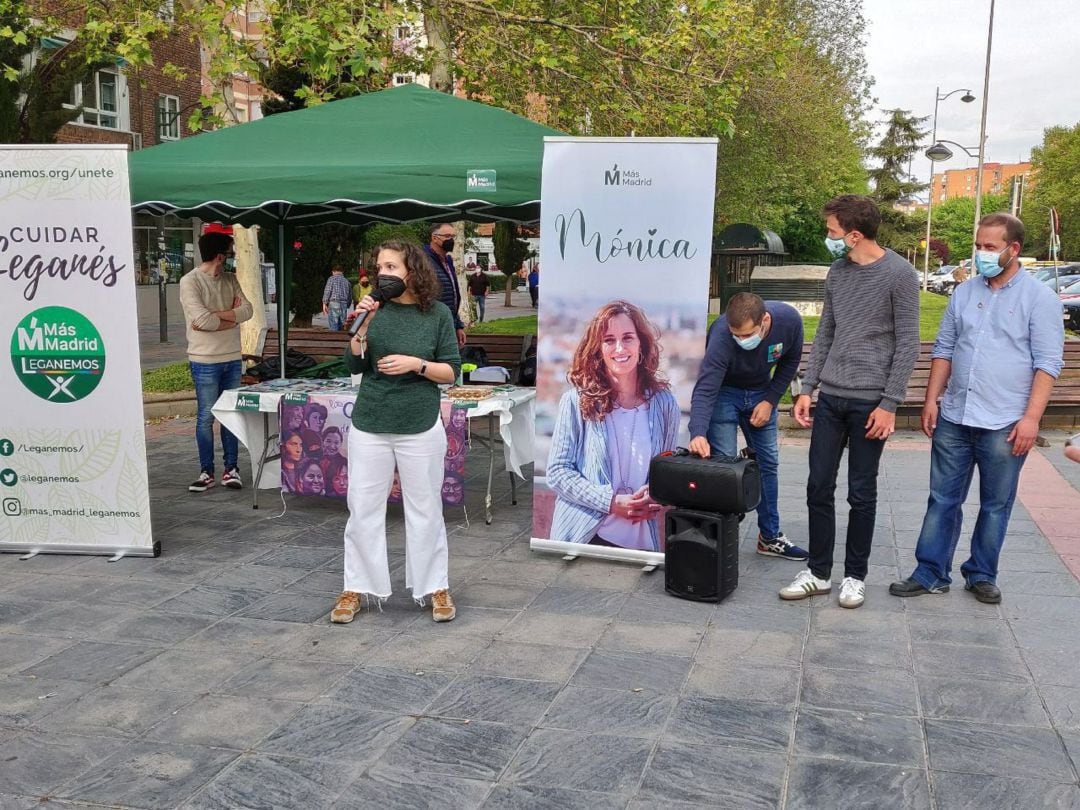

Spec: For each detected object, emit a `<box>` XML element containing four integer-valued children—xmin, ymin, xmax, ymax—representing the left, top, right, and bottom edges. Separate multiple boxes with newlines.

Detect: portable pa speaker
<box><xmin>664</xmin><ymin>508</ymin><xmax>740</xmax><ymax>602</ymax></box>
<box><xmin>649</xmin><ymin>449</ymin><xmax>760</xmax><ymax>514</ymax></box>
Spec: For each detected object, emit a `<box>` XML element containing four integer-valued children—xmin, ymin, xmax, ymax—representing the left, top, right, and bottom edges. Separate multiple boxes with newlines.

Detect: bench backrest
<box><xmin>257</xmin><ymin>329</ymin><xmax>534</xmax><ymax>371</ymax></box>
<box><xmin>797</xmin><ymin>340</ymin><xmax>1080</xmax><ymax>409</ymax></box>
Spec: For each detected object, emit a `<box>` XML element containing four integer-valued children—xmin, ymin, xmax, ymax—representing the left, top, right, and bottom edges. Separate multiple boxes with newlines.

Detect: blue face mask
<box><xmin>824</xmin><ymin>235</ymin><xmax>851</xmax><ymax>259</ymax></box>
<box><xmin>732</xmin><ymin>326</ymin><xmax>763</xmax><ymax>351</ymax></box>
<box><xmin>974</xmin><ymin>247</ymin><xmax>1007</xmax><ymax>278</ymax></box>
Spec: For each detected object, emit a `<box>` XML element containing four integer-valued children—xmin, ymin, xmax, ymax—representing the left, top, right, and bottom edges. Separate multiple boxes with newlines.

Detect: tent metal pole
<box><xmin>276</xmin><ymin>223</ymin><xmax>288</xmax><ymax>379</ymax></box>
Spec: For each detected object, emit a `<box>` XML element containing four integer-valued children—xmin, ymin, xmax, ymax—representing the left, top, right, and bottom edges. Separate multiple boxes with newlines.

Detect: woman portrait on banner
<box><xmin>320</xmin><ymin>426</ymin><xmax>346</xmax><ymax>470</ymax></box>
<box><xmin>324</xmin><ymin>456</ymin><xmax>349</xmax><ymax>499</ymax></box>
<box><xmin>547</xmin><ymin>299</ymin><xmax>679</xmax><ymax>552</ymax></box>
<box><xmin>281</xmin><ymin>429</ymin><xmax>305</xmax><ymax>493</ymax></box>
<box><xmin>295</xmin><ymin>457</ymin><xmax>325</xmax><ymax>496</ymax></box>
<box><xmin>330</xmin><ymin>240</ymin><xmax>462</xmax><ymax>626</ymax></box>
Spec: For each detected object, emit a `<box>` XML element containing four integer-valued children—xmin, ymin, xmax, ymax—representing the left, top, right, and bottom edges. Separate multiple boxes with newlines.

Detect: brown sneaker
<box><xmin>330</xmin><ymin>591</ymin><xmax>362</xmax><ymax>624</ymax></box>
<box><xmin>431</xmin><ymin>589</ymin><xmax>456</xmax><ymax>623</ymax></box>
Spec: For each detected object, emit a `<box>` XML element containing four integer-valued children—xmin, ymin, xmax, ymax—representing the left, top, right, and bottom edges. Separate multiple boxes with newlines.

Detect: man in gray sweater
<box><xmin>780</xmin><ymin>195</ymin><xmax>919</xmax><ymax>608</ymax></box>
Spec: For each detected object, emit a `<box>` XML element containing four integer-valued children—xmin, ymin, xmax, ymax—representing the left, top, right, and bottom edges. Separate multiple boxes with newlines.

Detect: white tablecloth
<box><xmin>212</xmin><ymin>384</ymin><xmax>536</xmax><ymax>491</ymax></box>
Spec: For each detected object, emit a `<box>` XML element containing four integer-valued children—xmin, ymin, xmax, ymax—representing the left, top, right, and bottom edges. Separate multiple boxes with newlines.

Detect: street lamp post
<box><xmin>971</xmin><ymin>0</ymin><xmax>996</xmax><ymax>261</ymax></box>
<box><xmin>922</xmin><ymin>87</ymin><xmax>975</xmax><ymax>290</ymax></box>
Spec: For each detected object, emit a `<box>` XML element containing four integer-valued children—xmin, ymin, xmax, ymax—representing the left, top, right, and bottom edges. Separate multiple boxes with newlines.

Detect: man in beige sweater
<box><xmin>179</xmin><ymin>231</ymin><xmax>254</xmax><ymax>492</ymax></box>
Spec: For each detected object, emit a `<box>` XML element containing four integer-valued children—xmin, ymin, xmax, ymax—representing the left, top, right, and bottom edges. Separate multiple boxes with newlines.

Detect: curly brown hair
<box><xmin>567</xmin><ymin>300</ymin><xmax>669</xmax><ymax>422</ymax></box>
<box><xmin>375</xmin><ymin>239</ymin><xmax>440</xmax><ymax>312</ymax></box>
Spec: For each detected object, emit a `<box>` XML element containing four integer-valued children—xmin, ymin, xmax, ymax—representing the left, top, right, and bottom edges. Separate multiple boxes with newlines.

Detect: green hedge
<box><xmin>143</xmin><ymin>362</ymin><xmax>194</xmax><ymax>394</ymax></box>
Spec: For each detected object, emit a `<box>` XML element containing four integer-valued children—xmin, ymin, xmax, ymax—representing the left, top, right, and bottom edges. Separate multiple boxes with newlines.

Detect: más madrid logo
<box><xmin>603</xmin><ymin>163</ymin><xmax>653</xmax><ymax>188</ymax></box>
<box><xmin>10</xmin><ymin>306</ymin><xmax>106</xmax><ymax>402</ymax></box>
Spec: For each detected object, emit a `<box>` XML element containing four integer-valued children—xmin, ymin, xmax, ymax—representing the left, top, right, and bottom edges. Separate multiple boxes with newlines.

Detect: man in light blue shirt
<box><xmin>891</xmin><ymin>213</ymin><xmax>1064</xmax><ymax>604</ymax></box>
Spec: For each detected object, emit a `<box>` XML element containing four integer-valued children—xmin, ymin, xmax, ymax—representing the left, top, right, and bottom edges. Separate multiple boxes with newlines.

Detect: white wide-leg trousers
<box><xmin>342</xmin><ymin>419</ymin><xmax>449</xmax><ymax>599</ymax></box>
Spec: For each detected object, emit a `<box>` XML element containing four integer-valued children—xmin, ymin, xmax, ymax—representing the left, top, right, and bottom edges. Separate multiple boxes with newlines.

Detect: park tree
<box><xmin>867</xmin><ymin>108</ymin><xmax>928</xmax><ymax>252</ymax></box>
<box><xmin>492</xmin><ymin>222</ymin><xmax>532</xmax><ymax>307</ymax></box>
<box><xmin>930</xmin><ymin>192</ymin><xmax>1009</xmax><ymax>262</ymax></box>
<box><xmin>1023</xmin><ymin>122</ymin><xmax>1080</xmax><ymax>260</ymax></box>
<box><xmin>0</xmin><ymin>6</ymin><xmax>109</xmax><ymax>142</ymax></box>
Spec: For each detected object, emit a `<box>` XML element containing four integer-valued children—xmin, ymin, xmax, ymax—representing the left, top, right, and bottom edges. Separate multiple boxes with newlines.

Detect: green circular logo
<box><xmin>11</xmin><ymin>307</ymin><xmax>106</xmax><ymax>403</ymax></box>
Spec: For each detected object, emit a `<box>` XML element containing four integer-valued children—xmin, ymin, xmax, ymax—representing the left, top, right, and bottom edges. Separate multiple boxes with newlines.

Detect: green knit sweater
<box><xmin>344</xmin><ymin>300</ymin><xmax>461</xmax><ymax>434</ymax></box>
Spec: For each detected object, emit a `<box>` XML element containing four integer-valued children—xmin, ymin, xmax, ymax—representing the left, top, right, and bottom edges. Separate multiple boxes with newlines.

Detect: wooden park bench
<box><xmin>792</xmin><ymin>341</ymin><xmax>1080</xmax><ymax>428</ymax></box>
<box><xmin>244</xmin><ymin>327</ymin><xmax>536</xmax><ymax>384</ymax></box>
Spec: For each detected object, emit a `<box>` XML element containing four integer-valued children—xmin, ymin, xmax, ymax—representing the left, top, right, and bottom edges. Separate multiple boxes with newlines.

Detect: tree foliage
<box><xmin>0</xmin><ymin>6</ymin><xmax>107</xmax><ymax>142</ymax></box>
<box><xmin>865</xmin><ymin>108</ymin><xmax>928</xmax><ymax>254</ymax></box>
<box><xmin>4</xmin><ymin>0</ymin><xmax>872</xmax><ymax>258</ymax></box>
<box><xmin>493</xmin><ymin>221</ymin><xmax>532</xmax><ymax>306</ymax></box>
<box><xmin>931</xmin><ymin>193</ymin><xmax>1009</xmax><ymax>262</ymax></box>
<box><xmin>1023</xmin><ymin>122</ymin><xmax>1080</xmax><ymax>260</ymax></box>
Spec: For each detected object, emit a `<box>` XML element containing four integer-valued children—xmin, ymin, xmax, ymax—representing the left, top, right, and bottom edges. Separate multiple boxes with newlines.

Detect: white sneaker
<box><xmin>839</xmin><ymin>577</ymin><xmax>865</xmax><ymax>609</ymax></box>
<box><xmin>779</xmin><ymin>569</ymin><xmax>832</xmax><ymax>601</ymax></box>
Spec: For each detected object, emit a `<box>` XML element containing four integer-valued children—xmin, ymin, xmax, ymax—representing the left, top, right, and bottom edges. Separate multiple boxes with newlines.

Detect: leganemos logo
<box><xmin>603</xmin><ymin>163</ymin><xmax>653</xmax><ymax>188</ymax></box>
<box><xmin>10</xmin><ymin>306</ymin><xmax>105</xmax><ymax>403</ymax></box>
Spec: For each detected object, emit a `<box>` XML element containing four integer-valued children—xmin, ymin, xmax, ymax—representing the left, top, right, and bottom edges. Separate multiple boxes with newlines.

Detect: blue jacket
<box><xmin>423</xmin><ymin>244</ymin><xmax>464</xmax><ymax>330</ymax></box>
<box><xmin>689</xmin><ymin>301</ymin><xmax>803</xmax><ymax>438</ymax></box>
<box><xmin>547</xmin><ymin>387</ymin><xmax>680</xmax><ymax>549</ymax></box>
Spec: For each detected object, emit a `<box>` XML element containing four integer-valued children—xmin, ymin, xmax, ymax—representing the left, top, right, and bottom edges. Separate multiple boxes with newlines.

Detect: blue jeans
<box><xmin>807</xmin><ymin>392</ymin><xmax>886</xmax><ymax>580</ymax></box>
<box><xmin>190</xmin><ymin>360</ymin><xmax>242</xmax><ymax>474</ymax></box>
<box><xmin>327</xmin><ymin>301</ymin><xmax>348</xmax><ymax>331</ymax></box>
<box><xmin>473</xmin><ymin>295</ymin><xmax>486</xmax><ymax>322</ymax></box>
<box><xmin>911</xmin><ymin>416</ymin><xmax>1027</xmax><ymax>589</ymax></box>
<box><xmin>707</xmin><ymin>386</ymin><xmax>780</xmax><ymax>539</ymax></box>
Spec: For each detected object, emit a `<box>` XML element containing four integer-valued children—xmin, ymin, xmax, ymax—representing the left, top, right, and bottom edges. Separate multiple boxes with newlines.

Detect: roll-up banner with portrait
<box><xmin>531</xmin><ymin>137</ymin><xmax>718</xmax><ymax>566</ymax></box>
<box><xmin>0</xmin><ymin>145</ymin><xmax>155</xmax><ymax>557</ymax></box>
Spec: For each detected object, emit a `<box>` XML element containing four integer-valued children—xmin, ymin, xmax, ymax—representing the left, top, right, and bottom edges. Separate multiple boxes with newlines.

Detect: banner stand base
<box><xmin>530</xmin><ymin>538</ymin><xmax>664</xmax><ymax>570</ymax></box>
<box><xmin>2</xmin><ymin>541</ymin><xmax>161</xmax><ymax>559</ymax></box>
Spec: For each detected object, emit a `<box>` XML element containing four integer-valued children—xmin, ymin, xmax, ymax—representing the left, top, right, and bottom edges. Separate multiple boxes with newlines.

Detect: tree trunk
<box><xmin>422</xmin><ymin>1</ymin><xmax>453</xmax><ymax>94</ymax></box>
<box><xmin>504</xmin><ymin>277</ymin><xmax>513</xmax><ymax>308</ymax></box>
<box><xmin>233</xmin><ymin>225</ymin><xmax>266</xmax><ymax>357</ymax></box>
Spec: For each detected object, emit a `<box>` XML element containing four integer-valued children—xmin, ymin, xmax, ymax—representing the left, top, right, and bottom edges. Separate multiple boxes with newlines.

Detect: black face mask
<box><xmin>439</xmin><ymin>237</ymin><xmax>455</xmax><ymax>253</ymax></box>
<box><xmin>375</xmin><ymin>274</ymin><xmax>408</xmax><ymax>301</ymax></box>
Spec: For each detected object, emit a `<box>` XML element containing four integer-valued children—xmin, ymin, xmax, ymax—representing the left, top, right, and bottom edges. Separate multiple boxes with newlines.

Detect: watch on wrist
<box><xmin>419</xmin><ymin>360</ymin><xmax>428</xmax><ymax>376</ymax></box>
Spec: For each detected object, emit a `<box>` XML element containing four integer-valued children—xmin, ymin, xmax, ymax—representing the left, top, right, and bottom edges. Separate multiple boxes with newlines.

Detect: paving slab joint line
<box><xmin>1004</xmin><ymin>613</ymin><xmax>1080</xmax><ymax>784</ymax></box>
<box><xmin>627</xmin><ymin>605</ymin><xmax>715</xmax><ymax>802</ymax></box>
<box><xmin>776</xmin><ymin>593</ymin><xmax>819</xmax><ymax>810</ymax></box>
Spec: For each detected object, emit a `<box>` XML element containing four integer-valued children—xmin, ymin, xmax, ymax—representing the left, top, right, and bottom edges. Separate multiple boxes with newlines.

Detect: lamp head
<box><xmin>961</xmin><ymin>91</ymin><xmax>975</xmax><ymax>103</ymax></box>
<box><xmin>926</xmin><ymin>142</ymin><xmax>953</xmax><ymax>162</ymax></box>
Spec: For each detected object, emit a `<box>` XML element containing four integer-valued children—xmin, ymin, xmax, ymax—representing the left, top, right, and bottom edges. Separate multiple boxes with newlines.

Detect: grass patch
<box><xmin>143</xmin><ymin>362</ymin><xmax>193</xmax><ymax>394</ymax></box>
<box><xmin>803</xmin><ymin>291</ymin><xmax>948</xmax><ymax>343</ymax></box>
<box><xmin>468</xmin><ymin>315</ymin><xmax>538</xmax><ymax>335</ymax></box>
<box><xmin>467</xmin><ymin>291</ymin><xmax>950</xmax><ymax>342</ymax></box>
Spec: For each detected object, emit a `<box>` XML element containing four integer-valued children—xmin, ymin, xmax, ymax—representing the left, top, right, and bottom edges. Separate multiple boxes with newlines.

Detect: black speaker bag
<box><xmin>648</xmin><ymin>449</ymin><xmax>760</xmax><ymax>513</ymax></box>
<box><xmin>665</xmin><ymin>509</ymin><xmax>740</xmax><ymax>602</ymax></box>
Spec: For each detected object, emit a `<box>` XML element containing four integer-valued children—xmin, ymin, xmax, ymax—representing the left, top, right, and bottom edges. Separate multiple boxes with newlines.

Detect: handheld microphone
<box><xmin>349</xmin><ymin>276</ymin><xmax>407</xmax><ymax>335</ymax></box>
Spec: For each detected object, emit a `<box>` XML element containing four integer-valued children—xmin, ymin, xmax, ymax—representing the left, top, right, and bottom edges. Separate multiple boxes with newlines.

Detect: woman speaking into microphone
<box><xmin>330</xmin><ymin>239</ymin><xmax>462</xmax><ymax>625</ymax></box>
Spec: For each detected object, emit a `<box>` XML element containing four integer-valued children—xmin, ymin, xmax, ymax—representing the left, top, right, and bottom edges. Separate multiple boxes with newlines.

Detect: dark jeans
<box><xmin>529</xmin><ymin>286</ymin><xmax>538</xmax><ymax>307</ymax></box>
<box><xmin>190</xmin><ymin>360</ymin><xmax>242</xmax><ymax>474</ymax></box>
<box><xmin>707</xmin><ymin>386</ymin><xmax>780</xmax><ymax>539</ymax></box>
<box><xmin>910</xmin><ymin>417</ymin><xmax>1027</xmax><ymax>589</ymax></box>
<box><xmin>807</xmin><ymin>392</ymin><xmax>887</xmax><ymax>580</ymax></box>
<box><xmin>473</xmin><ymin>294</ymin><xmax>486</xmax><ymax>322</ymax></box>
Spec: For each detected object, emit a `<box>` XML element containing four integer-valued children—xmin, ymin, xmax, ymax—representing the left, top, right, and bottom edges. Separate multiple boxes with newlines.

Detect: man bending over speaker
<box><xmin>689</xmin><ymin>292</ymin><xmax>807</xmax><ymax>562</ymax></box>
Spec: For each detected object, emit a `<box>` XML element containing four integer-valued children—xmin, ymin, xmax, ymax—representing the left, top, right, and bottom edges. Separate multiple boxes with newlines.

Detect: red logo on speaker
<box><xmin>688</xmin><ymin>481</ymin><xmax>697</xmax><ymax>490</ymax></box>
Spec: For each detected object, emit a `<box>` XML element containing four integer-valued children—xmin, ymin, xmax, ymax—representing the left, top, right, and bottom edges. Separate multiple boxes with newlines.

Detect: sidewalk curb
<box><xmin>144</xmin><ymin>390</ymin><xmax>197</xmax><ymax>419</ymax></box>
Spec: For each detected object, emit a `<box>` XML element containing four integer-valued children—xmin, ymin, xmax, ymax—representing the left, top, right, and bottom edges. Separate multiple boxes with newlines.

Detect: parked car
<box><xmin>1036</xmin><ymin>264</ymin><xmax>1079</xmax><ymax>279</ymax></box>
<box><xmin>926</xmin><ymin>268</ymin><xmax>957</xmax><ymax>294</ymax></box>
<box><xmin>1060</xmin><ymin>279</ymin><xmax>1080</xmax><ymax>300</ymax></box>
<box><xmin>1063</xmin><ymin>298</ymin><xmax>1080</xmax><ymax>331</ymax></box>
<box><xmin>1044</xmin><ymin>274</ymin><xmax>1080</xmax><ymax>293</ymax></box>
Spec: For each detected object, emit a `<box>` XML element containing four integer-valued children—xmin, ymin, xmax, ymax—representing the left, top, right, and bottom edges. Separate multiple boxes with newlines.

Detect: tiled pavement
<box><xmin>1</xmin><ymin>423</ymin><xmax>1079</xmax><ymax>808</ymax></box>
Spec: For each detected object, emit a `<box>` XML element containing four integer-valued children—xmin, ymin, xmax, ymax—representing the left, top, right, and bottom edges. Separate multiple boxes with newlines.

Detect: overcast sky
<box><xmin>862</xmin><ymin>0</ymin><xmax>1080</xmax><ymax>185</ymax></box>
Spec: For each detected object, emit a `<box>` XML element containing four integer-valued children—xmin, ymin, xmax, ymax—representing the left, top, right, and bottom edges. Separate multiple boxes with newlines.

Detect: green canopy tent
<box><xmin>128</xmin><ymin>83</ymin><xmax>562</xmax><ymax>374</ymax></box>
